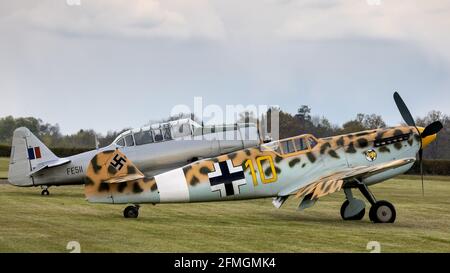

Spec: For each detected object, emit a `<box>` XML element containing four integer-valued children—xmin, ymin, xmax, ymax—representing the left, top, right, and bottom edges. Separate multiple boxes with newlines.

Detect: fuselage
<box><xmin>85</xmin><ymin>126</ymin><xmax>422</xmax><ymax>204</ymax></box>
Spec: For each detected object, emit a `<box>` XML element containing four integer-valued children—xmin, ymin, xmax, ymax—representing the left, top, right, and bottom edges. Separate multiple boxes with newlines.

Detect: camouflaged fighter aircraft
<box><xmin>84</xmin><ymin>93</ymin><xmax>443</xmax><ymax>223</ymax></box>
<box><xmin>8</xmin><ymin>118</ymin><xmax>260</xmax><ymax>195</ymax></box>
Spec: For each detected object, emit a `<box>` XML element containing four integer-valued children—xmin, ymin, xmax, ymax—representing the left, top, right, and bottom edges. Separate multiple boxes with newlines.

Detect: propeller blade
<box><xmin>421</xmin><ymin>121</ymin><xmax>443</xmax><ymax>138</ymax></box>
<box><xmin>393</xmin><ymin>92</ymin><xmax>416</xmax><ymax>127</ymax></box>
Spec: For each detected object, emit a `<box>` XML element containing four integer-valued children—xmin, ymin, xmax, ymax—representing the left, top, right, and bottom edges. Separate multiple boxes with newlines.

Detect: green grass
<box><xmin>1</xmin><ymin>177</ymin><xmax>450</xmax><ymax>253</ymax></box>
<box><xmin>0</xmin><ymin>157</ymin><xmax>8</xmax><ymax>179</ymax></box>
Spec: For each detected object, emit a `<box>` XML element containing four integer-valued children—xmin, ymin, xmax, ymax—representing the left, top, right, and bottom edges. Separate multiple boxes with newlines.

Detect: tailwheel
<box><xmin>340</xmin><ymin>199</ymin><xmax>365</xmax><ymax>220</ymax></box>
<box><xmin>123</xmin><ymin>205</ymin><xmax>140</xmax><ymax>218</ymax></box>
<box><xmin>369</xmin><ymin>200</ymin><xmax>396</xmax><ymax>223</ymax></box>
<box><xmin>41</xmin><ymin>186</ymin><xmax>50</xmax><ymax>196</ymax></box>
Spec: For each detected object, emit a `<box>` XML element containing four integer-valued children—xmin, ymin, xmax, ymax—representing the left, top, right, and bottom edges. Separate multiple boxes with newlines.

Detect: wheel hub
<box><xmin>377</xmin><ymin>205</ymin><xmax>392</xmax><ymax>222</ymax></box>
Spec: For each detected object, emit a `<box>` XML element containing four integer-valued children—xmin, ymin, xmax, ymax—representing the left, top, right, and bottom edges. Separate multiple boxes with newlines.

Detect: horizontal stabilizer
<box><xmin>29</xmin><ymin>158</ymin><xmax>71</xmax><ymax>176</ymax></box>
<box><xmin>103</xmin><ymin>173</ymin><xmax>145</xmax><ymax>184</ymax></box>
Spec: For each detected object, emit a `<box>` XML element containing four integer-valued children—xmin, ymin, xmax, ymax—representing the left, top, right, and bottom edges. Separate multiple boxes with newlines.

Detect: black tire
<box><xmin>41</xmin><ymin>189</ymin><xmax>50</xmax><ymax>196</ymax></box>
<box><xmin>123</xmin><ymin>206</ymin><xmax>139</xmax><ymax>218</ymax></box>
<box><xmin>340</xmin><ymin>200</ymin><xmax>365</xmax><ymax>220</ymax></box>
<box><xmin>369</xmin><ymin>200</ymin><xmax>396</xmax><ymax>223</ymax></box>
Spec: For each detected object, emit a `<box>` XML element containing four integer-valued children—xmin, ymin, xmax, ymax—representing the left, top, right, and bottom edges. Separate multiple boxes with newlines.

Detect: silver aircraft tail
<box><xmin>8</xmin><ymin>127</ymin><xmax>68</xmax><ymax>186</ymax></box>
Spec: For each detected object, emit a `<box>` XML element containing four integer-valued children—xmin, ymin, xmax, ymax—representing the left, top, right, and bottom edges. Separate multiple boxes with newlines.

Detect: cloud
<box><xmin>0</xmin><ymin>0</ymin><xmax>449</xmax><ymax>134</ymax></box>
<box><xmin>276</xmin><ymin>0</ymin><xmax>450</xmax><ymax>61</ymax></box>
<box><xmin>1</xmin><ymin>0</ymin><xmax>226</xmax><ymax>40</ymax></box>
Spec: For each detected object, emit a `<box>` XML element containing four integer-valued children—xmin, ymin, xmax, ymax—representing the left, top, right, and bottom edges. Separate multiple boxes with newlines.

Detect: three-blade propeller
<box><xmin>393</xmin><ymin>92</ymin><xmax>443</xmax><ymax>195</ymax></box>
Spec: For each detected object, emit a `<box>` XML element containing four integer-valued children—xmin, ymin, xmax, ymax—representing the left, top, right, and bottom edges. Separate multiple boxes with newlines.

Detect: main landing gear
<box><xmin>41</xmin><ymin>186</ymin><xmax>50</xmax><ymax>196</ymax></box>
<box><xmin>341</xmin><ymin>181</ymin><xmax>396</xmax><ymax>223</ymax></box>
<box><xmin>123</xmin><ymin>205</ymin><xmax>140</xmax><ymax>218</ymax></box>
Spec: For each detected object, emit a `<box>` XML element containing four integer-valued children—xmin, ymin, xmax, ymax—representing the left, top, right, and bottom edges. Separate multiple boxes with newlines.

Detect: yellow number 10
<box><xmin>244</xmin><ymin>156</ymin><xmax>278</xmax><ymax>186</ymax></box>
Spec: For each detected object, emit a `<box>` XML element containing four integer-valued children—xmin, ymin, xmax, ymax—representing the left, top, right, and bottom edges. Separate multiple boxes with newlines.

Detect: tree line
<box><xmin>0</xmin><ymin>106</ymin><xmax>448</xmax><ymax>159</ymax></box>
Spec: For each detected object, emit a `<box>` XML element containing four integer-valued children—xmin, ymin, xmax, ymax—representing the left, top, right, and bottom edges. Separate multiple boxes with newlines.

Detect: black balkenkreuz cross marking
<box><xmin>110</xmin><ymin>154</ymin><xmax>127</xmax><ymax>171</ymax></box>
<box><xmin>208</xmin><ymin>160</ymin><xmax>246</xmax><ymax>197</ymax></box>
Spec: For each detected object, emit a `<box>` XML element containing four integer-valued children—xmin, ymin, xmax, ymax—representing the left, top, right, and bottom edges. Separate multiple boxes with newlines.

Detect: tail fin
<box><xmin>85</xmin><ymin>149</ymin><xmax>145</xmax><ymax>202</ymax></box>
<box><xmin>8</xmin><ymin>127</ymin><xmax>60</xmax><ymax>186</ymax></box>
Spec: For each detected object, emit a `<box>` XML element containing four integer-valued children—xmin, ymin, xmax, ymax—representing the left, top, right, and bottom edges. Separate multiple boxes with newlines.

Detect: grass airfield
<box><xmin>1</xmin><ymin>175</ymin><xmax>450</xmax><ymax>253</ymax></box>
<box><xmin>0</xmin><ymin>157</ymin><xmax>8</xmax><ymax>179</ymax></box>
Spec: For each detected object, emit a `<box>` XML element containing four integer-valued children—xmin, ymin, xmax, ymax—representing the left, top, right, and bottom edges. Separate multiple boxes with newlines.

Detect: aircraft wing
<box><xmin>280</xmin><ymin>157</ymin><xmax>416</xmax><ymax>200</ymax></box>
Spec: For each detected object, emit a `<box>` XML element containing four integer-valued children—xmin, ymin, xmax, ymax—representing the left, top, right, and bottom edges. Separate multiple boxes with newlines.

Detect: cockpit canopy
<box><xmin>113</xmin><ymin>118</ymin><xmax>201</xmax><ymax>147</ymax></box>
<box><xmin>261</xmin><ymin>134</ymin><xmax>318</xmax><ymax>156</ymax></box>
<box><xmin>112</xmin><ymin>118</ymin><xmax>259</xmax><ymax>147</ymax></box>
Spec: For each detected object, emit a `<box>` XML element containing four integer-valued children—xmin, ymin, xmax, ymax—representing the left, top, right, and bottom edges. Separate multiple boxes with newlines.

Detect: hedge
<box><xmin>0</xmin><ymin>145</ymin><xmax>11</xmax><ymax>157</ymax></box>
<box><xmin>0</xmin><ymin>145</ymin><xmax>91</xmax><ymax>158</ymax></box>
<box><xmin>406</xmin><ymin>160</ymin><xmax>450</xmax><ymax>176</ymax></box>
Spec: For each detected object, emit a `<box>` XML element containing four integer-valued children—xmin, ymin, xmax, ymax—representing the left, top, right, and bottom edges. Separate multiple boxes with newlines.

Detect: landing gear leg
<box><xmin>123</xmin><ymin>205</ymin><xmax>140</xmax><ymax>218</ymax></box>
<box><xmin>41</xmin><ymin>186</ymin><xmax>50</xmax><ymax>196</ymax></box>
<box><xmin>357</xmin><ymin>183</ymin><xmax>376</xmax><ymax>206</ymax></box>
<box><xmin>357</xmin><ymin>181</ymin><xmax>396</xmax><ymax>223</ymax></box>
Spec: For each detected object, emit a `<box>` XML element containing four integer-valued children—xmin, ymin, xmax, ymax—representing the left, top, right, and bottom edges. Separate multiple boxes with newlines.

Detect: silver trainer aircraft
<box><xmin>83</xmin><ymin>93</ymin><xmax>443</xmax><ymax>223</ymax></box>
<box><xmin>8</xmin><ymin>118</ymin><xmax>260</xmax><ymax>195</ymax></box>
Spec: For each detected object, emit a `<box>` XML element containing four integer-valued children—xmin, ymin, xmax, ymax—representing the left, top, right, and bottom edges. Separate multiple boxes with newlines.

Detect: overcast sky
<box><xmin>1</xmin><ymin>0</ymin><xmax>449</xmax><ymax>135</ymax></box>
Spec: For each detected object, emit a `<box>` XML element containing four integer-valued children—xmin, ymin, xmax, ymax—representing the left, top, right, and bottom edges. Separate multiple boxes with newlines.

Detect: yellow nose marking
<box><xmin>417</xmin><ymin>127</ymin><xmax>437</xmax><ymax>149</ymax></box>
